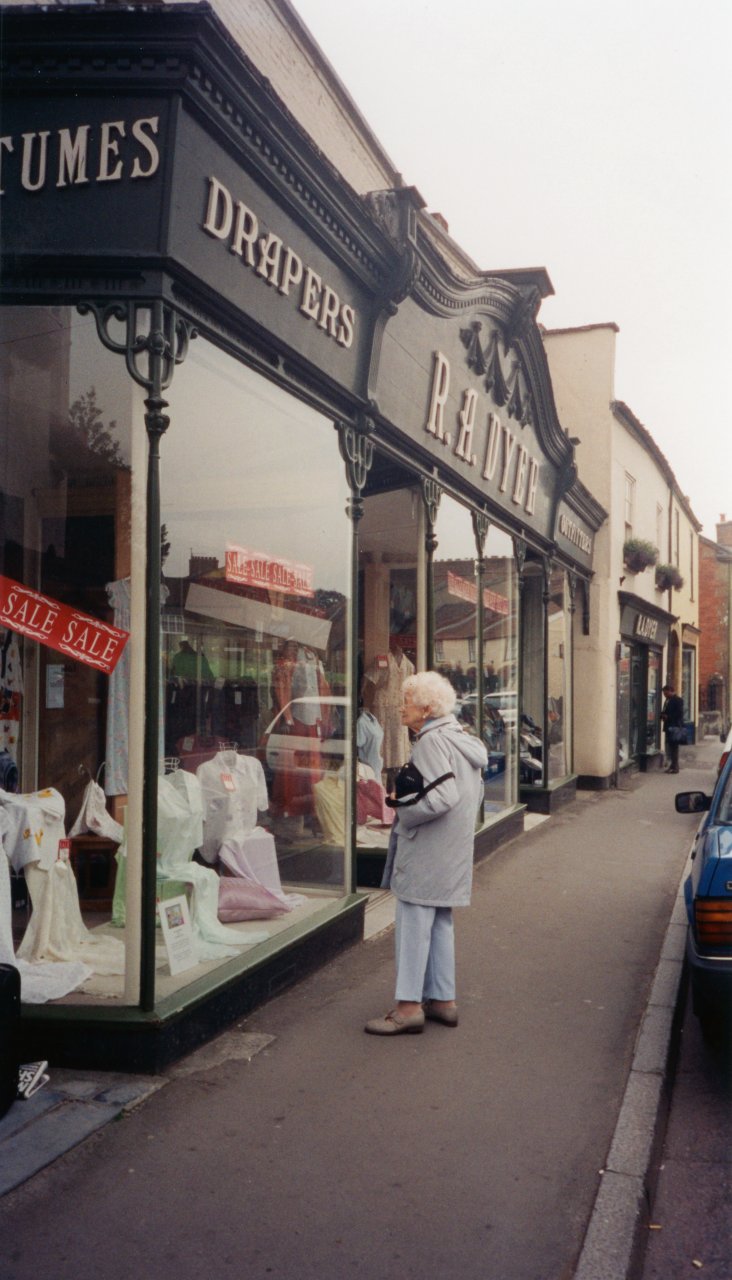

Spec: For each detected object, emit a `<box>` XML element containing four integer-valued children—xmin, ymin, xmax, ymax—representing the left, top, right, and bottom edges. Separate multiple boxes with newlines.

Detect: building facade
<box><xmin>0</xmin><ymin>1</ymin><xmax>602</xmax><ymax>1068</ymax></box>
<box><xmin>543</xmin><ymin>324</ymin><xmax>701</xmax><ymax>786</ymax></box>
<box><xmin>699</xmin><ymin>518</ymin><xmax>732</xmax><ymax>735</ymax></box>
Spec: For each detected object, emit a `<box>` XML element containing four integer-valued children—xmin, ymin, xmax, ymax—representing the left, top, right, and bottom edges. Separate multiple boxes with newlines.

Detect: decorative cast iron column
<box><xmin>421</xmin><ymin>475</ymin><xmax>442</xmax><ymax>665</ymax></box>
<box><xmin>78</xmin><ymin>300</ymin><xmax>195</xmax><ymax>1011</ymax></box>
<box><xmin>337</xmin><ymin>413</ymin><xmax>374</xmax><ymax>891</ymax></box>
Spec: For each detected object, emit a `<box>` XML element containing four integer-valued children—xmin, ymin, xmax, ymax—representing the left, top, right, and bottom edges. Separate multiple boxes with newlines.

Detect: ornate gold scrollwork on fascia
<box><xmin>459</xmin><ymin>318</ymin><xmax>534</xmax><ymax>427</ymax></box>
<box><xmin>471</xmin><ymin>510</ymin><xmax>490</xmax><ymax>559</ymax></box>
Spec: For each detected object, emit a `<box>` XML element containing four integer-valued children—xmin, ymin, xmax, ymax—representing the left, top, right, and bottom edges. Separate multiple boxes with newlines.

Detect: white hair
<box><xmin>402</xmin><ymin>670</ymin><xmax>457</xmax><ymax>718</ymax></box>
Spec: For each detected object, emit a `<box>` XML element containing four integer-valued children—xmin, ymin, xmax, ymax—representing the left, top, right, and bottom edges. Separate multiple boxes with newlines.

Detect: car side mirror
<box><xmin>674</xmin><ymin>791</ymin><xmax>711</xmax><ymax>814</ymax></box>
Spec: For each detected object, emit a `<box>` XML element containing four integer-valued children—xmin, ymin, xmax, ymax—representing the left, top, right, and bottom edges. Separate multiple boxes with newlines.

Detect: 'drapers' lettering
<box><xmin>0</xmin><ymin>116</ymin><xmax>160</xmax><ymax>195</ymax></box>
<box><xmin>425</xmin><ymin>350</ymin><xmax>539</xmax><ymax>515</ymax></box>
<box><xmin>202</xmin><ymin>176</ymin><xmax>355</xmax><ymax>350</ymax></box>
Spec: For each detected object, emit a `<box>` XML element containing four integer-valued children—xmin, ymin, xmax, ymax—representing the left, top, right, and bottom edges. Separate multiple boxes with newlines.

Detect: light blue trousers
<box><xmin>394</xmin><ymin>899</ymin><xmax>456</xmax><ymax>1003</ymax></box>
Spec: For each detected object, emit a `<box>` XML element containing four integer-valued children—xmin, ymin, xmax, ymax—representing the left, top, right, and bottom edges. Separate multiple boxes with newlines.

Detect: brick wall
<box><xmin>698</xmin><ymin>537</ymin><xmax>730</xmax><ymax>714</ymax></box>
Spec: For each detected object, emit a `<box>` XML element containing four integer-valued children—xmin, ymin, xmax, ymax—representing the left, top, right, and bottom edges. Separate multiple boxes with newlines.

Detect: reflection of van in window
<box><xmin>261</xmin><ymin>696</ymin><xmax>348</xmax><ymax>782</ymax></box>
<box><xmin>461</xmin><ymin>691</ymin><xmax>518</xmax><ymax>729</ymax></box>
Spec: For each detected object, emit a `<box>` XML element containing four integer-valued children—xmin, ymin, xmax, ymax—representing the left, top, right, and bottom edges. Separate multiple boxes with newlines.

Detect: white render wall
<box><xmin>545</xmin><ymin>324</ymin><xmax>700</xmax><ymax>782</ymax></box>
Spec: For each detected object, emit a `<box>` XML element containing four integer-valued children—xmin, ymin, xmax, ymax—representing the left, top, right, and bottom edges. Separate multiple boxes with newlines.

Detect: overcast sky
<box><xmin>294</xmin><ymin>0</ymin><xmax>731</xmax><ymax>539</ymax></box>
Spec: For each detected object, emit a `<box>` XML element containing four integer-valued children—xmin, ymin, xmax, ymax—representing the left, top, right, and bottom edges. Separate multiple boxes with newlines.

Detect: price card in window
<box><xmin>220</xmin><ymin>772</ymin><xmax>236</xmax><ymax>793</ymax></box>
<box><xmin>158</xmin><ymin>895</ymin><xmax>198</xmax><ymax>976</ymax></box>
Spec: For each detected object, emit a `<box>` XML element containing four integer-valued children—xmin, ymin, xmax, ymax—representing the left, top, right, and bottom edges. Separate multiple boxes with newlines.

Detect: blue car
<box><xmin>675</xmin><ymin>752</ymin><xmax>732</xmax><ymax>1037</ymax></box>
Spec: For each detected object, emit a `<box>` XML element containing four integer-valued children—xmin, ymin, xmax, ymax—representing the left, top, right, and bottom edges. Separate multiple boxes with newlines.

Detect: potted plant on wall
<box><xmin>655</xmin><ymin>563</ymin><xmax>684</xmax><ymax>592</ymax></box>
<box><xmin>623</xmin><ymin>538</ymin><xmax>659</xmax><ymax>574</ymax></box>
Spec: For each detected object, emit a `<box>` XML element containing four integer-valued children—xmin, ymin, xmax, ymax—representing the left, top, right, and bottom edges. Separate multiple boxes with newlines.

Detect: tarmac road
<box><xmin>0</xmin><ymin>742</ymin><xmax>717</xmax><ymax>1280</ymax></box>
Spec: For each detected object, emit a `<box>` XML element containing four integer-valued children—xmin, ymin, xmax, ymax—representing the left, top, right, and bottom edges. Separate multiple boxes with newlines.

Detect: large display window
<box><xmin>434</xmin><ymin>502</ymin><xmax>518</xmax><ymax>818</ymax></box>
<box><xmin>483</xmin><ymin>524</ymin><xmax>519</xmax><ymax>810</ymax></box>
<box><xmin>547</xmin><ymin>567</ymin><xmax>572</xmax><ymax>781</ymax></box>
<box><xmin>0</xmin><ymin>305</ymin><xmax>143</xmax><ymax>1002</ymax></box>
<box><xmin>153</xmin><ymin>335</ymin><xmax>355</xmax><ymax>997</ymax></box>
<box><xmin>357</xmin><ymin>470</ymin><xmax>421</xmax><ymax>866</ymax></box>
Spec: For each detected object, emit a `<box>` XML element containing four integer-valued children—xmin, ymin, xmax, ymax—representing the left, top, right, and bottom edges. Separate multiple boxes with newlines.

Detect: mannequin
<box><xmin>271</xmin><ymin>640</ymin><xmax>331</xmax><ymax>819</ymax></box>
<box><xmin>362</xmin><ymin>641</ymin><xmax>414</xmax><ymax>780</ymax></box>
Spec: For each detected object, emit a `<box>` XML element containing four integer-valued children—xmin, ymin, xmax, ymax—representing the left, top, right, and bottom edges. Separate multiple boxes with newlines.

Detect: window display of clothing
<box><xmin>69</xmin><ymin>779</ymin><xmax>124</xmax><ymax>844</ymax></box>
<box><xmin>112</xmin><ymin>771</ymin><xmax>262</xmax><ymax>953</ymax></box>
<box><xmin>0</xmin><ymin>831</ymin><xmax>91</xmax><ymax>1002</ymax></box>
<box><xmin>272</xmin><ymin>645</ymin><xmax>332</xmax><ymax>818</ymax></box>
<box><xmin>16</xmin><ymin>859</ymin><xmax>124</xmax><ymax>974</ymax></box>
<box><xmin>156</xmin><ymin>770</ymin><xmax>259</xmax><ymax>954</ymax></box>
<box><xmin>363</xmin><ymin>648</ymin><xmax>414</xmax><ymax>770</ymax></box>
<box><xmin>314</xmin><ymin>765</ymin><xmax>391</xmax><ymax>848</ymax></box>
<box><xmin>356</xmin><ymin>710</ymin><xmax>384</xmax><ymax>778</ymax></box>
<box><xmin>0</xmin><ymin>628</ymin><xmax>22</xmax><ymax>762</ymax></box>
<box><xmin>196</xmin><ymin>750</ymin><xmax>269</xmax><ymax>865</ymax></box>
<box><xmin>0</xmin><ymin>787</ymin><xmax>67</xmax><ymax>873</ymax></box>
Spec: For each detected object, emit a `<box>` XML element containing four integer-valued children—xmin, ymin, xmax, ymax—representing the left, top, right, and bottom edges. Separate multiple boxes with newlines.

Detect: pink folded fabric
<box><xmin>217</xmin><ymin>876</ymin><xmax>289</xmax><ymax>922</ymax></box>
<box><xmin>356</xmin><ymin>778</ymin><xmax>394</xmax><ymax>826</ymax></box>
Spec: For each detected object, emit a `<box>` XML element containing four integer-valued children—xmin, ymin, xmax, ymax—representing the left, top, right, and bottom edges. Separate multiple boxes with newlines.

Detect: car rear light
<box><xmin>694</xmin><ymin>899</ymin><xmax>732</xmax><ymax>947</ymax></box>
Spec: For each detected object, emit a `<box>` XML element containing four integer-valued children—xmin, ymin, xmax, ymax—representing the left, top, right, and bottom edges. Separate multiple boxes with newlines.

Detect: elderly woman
<box><xmin>365</xmin><ymin>670</ymin><xmax>487</xmax><ymax>1036</ymax></box>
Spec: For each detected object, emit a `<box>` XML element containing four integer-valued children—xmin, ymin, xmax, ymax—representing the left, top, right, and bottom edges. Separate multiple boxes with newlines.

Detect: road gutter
<box><xmin>572</xmin><ymin>869</ymin><xmax>689</xmax><ymax>1280</ymax></box>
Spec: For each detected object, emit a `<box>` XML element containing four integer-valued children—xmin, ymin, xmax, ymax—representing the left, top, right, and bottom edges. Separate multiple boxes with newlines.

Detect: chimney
<box><xmin>430</xmin><ymin>212</ymin><xmax>449</xmax><ymax>232</ymax></box>
<box><xmin>716</xmin><ymin>515</ymin><xmax>732</xmax><ymax>548</ymax></box>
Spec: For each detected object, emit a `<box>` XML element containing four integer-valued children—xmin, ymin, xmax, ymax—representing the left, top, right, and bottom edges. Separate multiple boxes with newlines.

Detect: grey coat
<box><xmin>381</xmin><ymin>714</ymin><xmax>488</xmax><ymax>907</ymax></box>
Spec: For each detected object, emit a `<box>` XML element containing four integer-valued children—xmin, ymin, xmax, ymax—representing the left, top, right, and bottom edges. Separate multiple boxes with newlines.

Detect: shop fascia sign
<box><xmin>424</xmin><ymin>350</ymin><xmax>540</xmax><ymax>516</ymax></box>
<box><xmin>557</xmin><ymin>511</ymin><xmax>593</xmax><ymax>557</ymax></box>
<box><xmin>634</xmin><ymin>613</ymin><xmax>659</xmax><ymax>641</ymax></box>
<box><xmin>0</xmin><ymin>114</ymin><xmax>161</xmax><ymax>194</ymax></box>
<box><xmin>225</xmin><ymin>545</ymin><xmax>314</xmax><ymax>599</ymax></box>
<box><xmin>201</xmin><ymin>176</ymin><xmax>356</xmax><ymax>353</ymax></box>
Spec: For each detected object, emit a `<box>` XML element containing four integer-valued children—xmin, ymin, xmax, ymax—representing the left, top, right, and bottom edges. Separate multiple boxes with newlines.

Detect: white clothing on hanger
<box><xmin>196</xmin><ymin>751</ymin><xmax>269</xmax><ymax>865</ymax></box>
<box><xmin>0</xmin><ymin>787</ymin><xmax>67</xmax><ymax>873</ymax></box>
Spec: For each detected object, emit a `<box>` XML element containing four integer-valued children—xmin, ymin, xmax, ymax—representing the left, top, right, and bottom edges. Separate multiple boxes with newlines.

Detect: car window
<box><xmin>716</xmin><ymin>766</ymin><xmax>732</xmax><ymax>824</ymax></box>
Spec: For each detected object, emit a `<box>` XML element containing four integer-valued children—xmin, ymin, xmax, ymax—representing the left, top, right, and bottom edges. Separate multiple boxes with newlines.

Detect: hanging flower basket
<box><xmin>623</xmin><ymin>538</ymin><xmax>658</xmax><ymax>574</ymax></box>
<box><xmin>655</xmin><ymin>563</ymin><xmax>684</xmax><ymax>591</ymax></box>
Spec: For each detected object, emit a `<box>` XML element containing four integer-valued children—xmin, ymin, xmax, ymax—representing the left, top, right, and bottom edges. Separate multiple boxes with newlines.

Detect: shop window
<box><xmin>0</xmin><ymin>305</ymin><xmax>141</xmax><ymax>1001</ymax></box>
<box><xmin>156</xmin><ymin>335</ymin><xmax>353</xmax><ymax>1000</ymax></box>
<box><xmin>482</xmin><ymin>523</ymin><xmax>519</xmax><ymax>810</ymax></box>
<box><xmin>547</xmin><ymin>567</ymin><xmax>571</xmax><ymax>781</ymax></box>
<box><xmin>647</xmin><ymin>650</ymin><xmax>661</xmax><ymax>750</ymax></box>
<box><xmin>521</xmin><ymin>563</ymin><xmax>545</xmax><ymax>785</ymax></box>
<box><xmin>359</xmin><ymin>470</ymin><xmax>420</xmax><ymax>799</ymax></box>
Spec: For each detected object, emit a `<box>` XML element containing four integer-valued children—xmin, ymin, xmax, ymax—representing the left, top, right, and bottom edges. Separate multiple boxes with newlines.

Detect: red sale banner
<box><xmin>225</xmin><ymin>544</ymin><xmax>314</xmax><ymax>598</ymax></box>
<box><xmin>446</xmin><ymin>570</ymin><xmax>509</xmax><ymax>616</ymax></box>
<box><xmin>0</xmin><ymin>575</ymin><xmax>129</xmax><ymax>675</ymax></box>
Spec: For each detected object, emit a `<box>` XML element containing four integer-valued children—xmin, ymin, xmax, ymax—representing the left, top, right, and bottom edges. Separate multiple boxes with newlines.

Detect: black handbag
<box><xmin>385</xmin><ymin>760</ymin><xmax>455</xmax><ymax>808</ymax></box>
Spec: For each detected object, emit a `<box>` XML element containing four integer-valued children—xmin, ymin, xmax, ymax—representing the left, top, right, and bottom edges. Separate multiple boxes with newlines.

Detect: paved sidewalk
<box><xmin>0</xmin><ymin>740</ymin><xmax>720</xmax><ymax>1280</ymax></box>
<box><xmin>0</xmin><ymin>1068</ymin><xmax>162</xmax><ymax>1198</ymax></box>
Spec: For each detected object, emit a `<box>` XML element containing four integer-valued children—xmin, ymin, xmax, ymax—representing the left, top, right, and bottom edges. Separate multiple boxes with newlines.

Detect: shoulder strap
<box><xmin>387</xmin><ymin>771</ymin><xmax>455</xmax><ymax>808</ymax></box>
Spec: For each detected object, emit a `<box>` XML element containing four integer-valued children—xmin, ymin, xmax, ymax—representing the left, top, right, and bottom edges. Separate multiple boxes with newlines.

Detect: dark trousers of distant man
<box><xmin>665</xmin><ymin>730</ymin><xmax>680</xmax><ymax>774</ymax></box>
